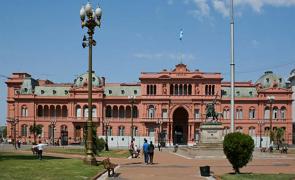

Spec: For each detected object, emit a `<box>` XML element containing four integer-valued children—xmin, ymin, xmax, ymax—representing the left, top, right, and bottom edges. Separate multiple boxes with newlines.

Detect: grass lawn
<box><xmin>0</xmin><ymin>152</ymin><xmax>105</xmax><ymax>180</ymax></box>
<box><xmin>221</xmin><ymin>173</ymin><xmax>295</xmax><ymax>180</ymax></box>
<box><xmin>43</xmin><ymin>147</ymin><xmax>130</xmax><ymax>158</ymax></box>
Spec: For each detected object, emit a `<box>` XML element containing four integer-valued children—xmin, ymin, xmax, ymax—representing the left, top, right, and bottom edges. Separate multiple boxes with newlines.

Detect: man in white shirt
<box><xmin>36</xmin><ymin>141</ymin><xmax>48</xmax><ymax>160</ymax></box>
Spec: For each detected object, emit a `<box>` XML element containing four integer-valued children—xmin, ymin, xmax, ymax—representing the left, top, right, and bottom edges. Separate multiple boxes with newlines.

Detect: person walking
<box><xmin>148</xmin><ymin>141</ymin><xmax>155</xmax><ymax>164</ymax></box>
<box><xmin>36</xmin><ymin>141</ymin><xmax>48</xmax><ymax>160</ymax></box>
<box><xmin>142</xmin><ymin>139</ymin><xmax>149</xmax><ymax>164</ymax></box>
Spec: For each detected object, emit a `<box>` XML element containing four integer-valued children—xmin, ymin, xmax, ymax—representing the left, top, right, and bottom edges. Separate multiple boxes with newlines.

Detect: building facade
<box><xmin>288</xmin><ymin>69</ymin><xmax>295</xmax><ymax>144</ymax></box>
<box><xmin>6</xmin><ymin>64</ymin><xmax>293</xmax><ymax>145</ymax></box>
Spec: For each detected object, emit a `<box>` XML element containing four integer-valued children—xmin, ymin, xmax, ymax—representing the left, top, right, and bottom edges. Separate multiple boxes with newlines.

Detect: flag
<box><xmin>179</xmin><ymin>29</ymin><xmax>183</xmax><ymax>41</ymax></box>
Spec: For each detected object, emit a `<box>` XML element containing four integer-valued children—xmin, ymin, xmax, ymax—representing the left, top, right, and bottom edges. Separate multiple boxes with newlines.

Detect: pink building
<box><xmin>6</xmin><ymin>64</ymin><xmax>293</xmax><ymax>145</ymax></box>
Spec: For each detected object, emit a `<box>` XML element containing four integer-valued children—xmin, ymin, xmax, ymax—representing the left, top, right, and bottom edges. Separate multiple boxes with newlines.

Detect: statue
<box><xmin>205</xmin><ymin>93</ymin><xmax>223</xmax><ymax>121</ymax></box>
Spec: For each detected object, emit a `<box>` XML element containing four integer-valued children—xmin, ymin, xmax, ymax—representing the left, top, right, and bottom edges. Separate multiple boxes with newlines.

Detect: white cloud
<box><xmin>133</xmin><ymin>52</ymin><xmax>196</xmax><ymax>61</ymax></box>
<box><xmin>212</xmin><ymin>0</ymin><xmax>229</xmax><ymax>17</ymax></box>
<box><xmin>184</xmin><ymin>0</ymin><xmax>295</xmax><ymax>18</ymax></box>
<box><xmin>192</xmin><ymin>0</ymin><xmax>210</xmax><ymax>17</ymax></box>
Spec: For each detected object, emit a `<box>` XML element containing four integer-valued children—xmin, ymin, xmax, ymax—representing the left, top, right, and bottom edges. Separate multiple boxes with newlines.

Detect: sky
<box><xmin>0</xmin><ymin>0</ymin><xmax>295</xmax><ymax>125</ymax></box>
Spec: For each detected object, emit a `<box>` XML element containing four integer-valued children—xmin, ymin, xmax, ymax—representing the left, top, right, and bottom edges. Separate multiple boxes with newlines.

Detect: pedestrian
<box><xmin>142</xmin><ymin>138</ymin><xmax>149</xmax><ymax>164</ymax></box>
<box><xmin>158</xmin><ymin>142</ymin><xmax>161</xmax><ymax>151</ymax></box>
<box><xmin>17</xmin><ymin>139</ymin><xmax>21</xmax><ymax>149</ymax></box>
<box><xmin>36</xmin><ymin>141</ymin><xmax>48</xmax><ymax>160</ymax></box>
<box><xmin>148</xmin><ymin>141</ymin><xmax>155</xmax><ymax>164</ymax></box>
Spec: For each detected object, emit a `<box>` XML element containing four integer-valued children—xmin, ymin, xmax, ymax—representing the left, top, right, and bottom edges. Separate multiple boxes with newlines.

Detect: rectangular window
<box><xmin>162</xmin><ymin>109</ymin><xmax>168</xmax><ymax>118</ymax></box>
<box><xmin>194</xmin><ymin>109</ymin><xmax>200</xmax><ymax>119</ymax></box>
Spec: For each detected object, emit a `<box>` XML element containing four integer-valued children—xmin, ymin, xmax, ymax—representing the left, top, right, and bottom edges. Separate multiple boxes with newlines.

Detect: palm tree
<box><xmin>29</xmin><ymin>124</ymin><xmax>42</xmax><ymax>144</ymax></box>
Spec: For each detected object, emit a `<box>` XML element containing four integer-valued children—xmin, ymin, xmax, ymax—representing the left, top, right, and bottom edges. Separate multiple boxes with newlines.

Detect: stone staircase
<box><xmin>193</xmin><ymin>143</ymin><xmax>223</xmax><ymax>150</ymax></box>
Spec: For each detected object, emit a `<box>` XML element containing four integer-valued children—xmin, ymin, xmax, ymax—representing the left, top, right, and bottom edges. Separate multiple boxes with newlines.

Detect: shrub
<box><xmin>83</xmin><ymin>126</ymin><xmax>105</xmax><ymax>155</ymax></box>
<box><xmin>223</xmin><ymin>132</ymin><xmax>255</xmax><ymax>174</ymax></box>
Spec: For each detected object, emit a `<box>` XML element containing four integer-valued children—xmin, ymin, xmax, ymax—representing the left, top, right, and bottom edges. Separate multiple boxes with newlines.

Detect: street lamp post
<box><xmin>50</xmin><ymin>119</ymin><xmax>57</xmax><ymax>146</ymax></box>
<box><xmin>80</xmin><ymin>2</ymin><xmax>102</xmax><ymax>165</ymax></box>
<box><xmin>267</xmin><ymin>96</ymin><xmax>275</xmax><ymax>142</ymax></box>
<box><xmin>104</xmin><ymin>118</ymin><xmax>110</xmax><ymax>151</ymax></box>
<box><xmin>157</xmin><ymin>119</ymin><xmax>163</xmax><ymax>145</ymax></box>
<box><xmin>258</xmin><ymin>120</ymin><xmax>265</xmax><ymax>148</ymax></box>
<box><xmin>128</xmin><ymin>96</ymin><xmax>136</xmax><ymax>141</ymax></box>
<box><xmin>7</xmin><ymin>118</ymin><xmax>19</xmax><ymax>149</ymax></box>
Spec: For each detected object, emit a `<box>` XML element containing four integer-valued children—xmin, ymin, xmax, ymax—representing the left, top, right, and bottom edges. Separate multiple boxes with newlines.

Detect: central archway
<box><xmin>173</xmin><ymin>107</ymin><xmax>188</xmax><ymax>145</ymax></box>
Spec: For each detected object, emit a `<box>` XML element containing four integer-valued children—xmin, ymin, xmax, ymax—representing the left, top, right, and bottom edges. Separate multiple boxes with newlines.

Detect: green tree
<box><xmin>275</xmin><ymin>128</ymin><xmax>285</xmax><ymax>150</ymax></box>
<box><xmin>29</xmin><ymin>124</ymin><xmax>42</xmax><ymax>144</ymax></box>
<box><xmin>223</xmin><ymin>132</ymin><xmax>255</xmax><ymax>174</ymax></box>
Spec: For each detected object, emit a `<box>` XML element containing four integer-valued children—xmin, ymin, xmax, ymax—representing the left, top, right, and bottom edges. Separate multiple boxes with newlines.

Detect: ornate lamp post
<box><xmin>104</xmin><ymin>118</ymin><xmax>110</xmax><ymax>151</ymax></box>
<box><xmin>80</xmin><ymin>2</ymin><xmax>102</xmax><ymax>165</ymax></box>
<box><xmin>257</xmin><ymin>120</ymin><xmax>265</xmax><ymax>148</ymax></box>
<box><xmin>7</xmin><ymin>118</ymin><xmax>19</xmax><ymax>149</ymax></box>
<box><xmin>267</xmin><ymin>96</ymin><xmax>275</xmax><ymax>142</ymax></box>
<box><xmin>50</xmin><ymin>118</ymin><xmax>57</xmax><ymax>146</ymax></box>
<box><xmin>128</xmin><ymin>96</ymin><xmax>136</xmax><ymax>141</ymax></box>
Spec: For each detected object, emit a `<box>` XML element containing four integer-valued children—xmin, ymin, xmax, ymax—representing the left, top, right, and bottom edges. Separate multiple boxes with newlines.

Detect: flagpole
<box><xmin>230</xmin><ymin>0</ymin><xmax>235</xmax><ymax>133</ymax></box>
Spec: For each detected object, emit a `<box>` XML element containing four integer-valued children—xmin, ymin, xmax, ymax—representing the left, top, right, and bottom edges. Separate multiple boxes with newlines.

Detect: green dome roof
<box><xmin>74</xmin><ymin>72</ymin><xmax>102</xmax><ymax>87</ymax></box>
<box><xmin>256</xmin><ymin>71</ymin><xmax>286</xmax><ymax>89</ymax></box>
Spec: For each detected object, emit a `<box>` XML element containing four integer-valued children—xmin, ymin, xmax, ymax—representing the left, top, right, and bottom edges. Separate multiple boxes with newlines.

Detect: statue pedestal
<box><xmin>199</xmin><ymin>122</ymin><xmax>223</xmax><ymax>149</ymax></box>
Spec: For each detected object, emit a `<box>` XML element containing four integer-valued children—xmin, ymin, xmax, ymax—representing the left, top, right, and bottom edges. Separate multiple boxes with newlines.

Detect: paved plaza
<box><xmin>100</xmin><ymin>148</ymin><xmax>295</xmax><ymax>180</ymax></box>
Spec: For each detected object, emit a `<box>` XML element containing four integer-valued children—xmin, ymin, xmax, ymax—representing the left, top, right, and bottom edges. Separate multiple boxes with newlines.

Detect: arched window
<box><xmin>273</xmin><ymin>107</ymin><xmax>278</xmax><ymax>119</ymax></box>
<box><xmin>21</xmin><ymin>124</ymin><xmax>28</xmax><ymax>137</ymax></box>
<box><xmin>133</xmin><ymin>106</ymin><xmax>138</xmax><ymax>118</ymax></box>
<box><xmin>76</xmin><ymin>105</ymin><xmax>82</xmax><ymax>117</ymax></box>
<box><xmin>249</xmin><ymin>108</ymin><xmax>255</xmax><ymax>119</ymax></box>
<box><xmin>50</xmin><ymin>105</ymin><xmax>55</xmax><ymax>117</ymax></box>
<box><xmin>44</xmin><ymin>105</ymin><xmax>49</xmax><ymax>117</ymax></box>
<box><xmin>107</xmin><ymin>126</ymin><xmax>112</xmax><ymax>136</ymax></box>
<box><xmin>83</xmin><ymin>106</ymin><xmax>88</xmax><ymax>118</ymax></box>
<box><xmin>223</xmin><ymin>107</ymin><xmax>230</xmax><ymax>119</ymax></box>
<box><xmin>223</xmin><ymin>126</ymin><xmax>230</xmax><ymax>135</ymax></box>
<box><xmin>119</xmin><ymin>106</ymin><xmax>125</xmax><ymax>118</ymax></box>
<box><xmin>236</xmin><ymin>126</ymin><xmax>243</xmax><ymax>133</ymax></box>
<box><xmin>62</xmin><ymin>105</ymin><xmax>68</xmax><ymax>117</ymax></box>
<box><xmin>148</xmin><ymin>127</ymin><xmax>155</xmax><ymax>137</ymax></box>
<box><xmin>126</xmin><ymin>106</ymin><xmax>131</xmax><ymax>118</ymax></box>
<box><xmin>212</xmin><ymin>85</ymin><xmax>215</xmax><ymax>95</ymax></box>
<box><xmin>113</xmin><ymin>106</ymin><xmax>118</xmax><ymax>118</ymax></box>
<box><xmin>264</xmin><ymin>107</ymin><xmax>270</xmax><ymax>119</ymax></box>
<box><xmin>56</xmin><ymin>105</ymin><xmax>61</xmax><ymax>117</ymax></box>
<box><xmin>179</xmin><ymin>84</ymin><xmax>183</xmax><ymax>95</ymax></box>
<box><xmin>147</xmin><ymin>85</ymin><xmax>150</xmax><ymax>95</ymax></box>
<box><xmin>92</xmin><ymin>105</ymin><xmax>97</xmax><ymax>117</ymax></box>
<box><xmin>148</xmin><ymin>105</ymin><xmax>155</xmax><ymax>118</ymax></box>
<box><xmin>184</xmin><ymin>84</ymin><xmax>187</xmax><ymax>95</ymax></box>
<box><xmin>61</xmin><ymin>125</ymin><xmax>67</xmax><ymax>131</ymax></box>
<box><xmin>248</xmin><ymin>127</ymin><xmax>255</xmax><ymax>136</ymax></box>
<box><xmin>205</xmin><ymin>85</ymin><xmax>208</xmax><ymax>95</ymax></box>
<box><xmin>188</xmin><ymin>84</ymin><xmax>192</xmax><ymax>95</ymax></box>
<box><xmin>21</xmin><ymin>105</ymin><xmax>28</xmax><ymax>117</ymax></box>
<box><xmin>175</xmin><ymin>84</ymin><xmax>178</xmax><ymax>95</ymax></box>
<box><xmin>280</xmin><ymin>107</ymin><xmax>286</xmax><ymax>119</ymax></box>
<box><xmin>105</xmin><ymin>106</ymin><xmax>112</xmax><ymax>118</ymax></box>
<box><xmin>37</xmin><ymin>105</ymin><xmax>43</xmax><ymax>117</ymax></box>
<box><xmin>154</xmin><ymin>85</ymin><xmax>157</xmax><ymax>95</ymax></box>
<box><xmin>118</xmin><ymin>126</ymin><xmax>125</xmax><ymax>136</ymax></box>
<box><xmin>133</xmin><ymin>126</ymin><xmax>138</xmax><ymax>136</ymax></box>
<box><xmin>236</xmin><ymin>108</ymin><xmax>243</xmax><ymax>119</ymax></box>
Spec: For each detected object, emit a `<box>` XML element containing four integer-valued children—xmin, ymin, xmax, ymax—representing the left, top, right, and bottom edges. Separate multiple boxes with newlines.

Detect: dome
<box><xmin>74</xmin><ymin>71</ymin><xmax>102</xmax><ymax>87</ymax></box>
<box><xmin>255</xmin><ymin>71</ymin><xmax>286</xmax><ymax>89</ymax></box>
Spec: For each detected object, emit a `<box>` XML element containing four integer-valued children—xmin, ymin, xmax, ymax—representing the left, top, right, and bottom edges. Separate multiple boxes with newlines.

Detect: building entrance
<box><xmin>173</xmin><ymin>107</ymin><xmax>188</xmax><ymax>145</ymax></box>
